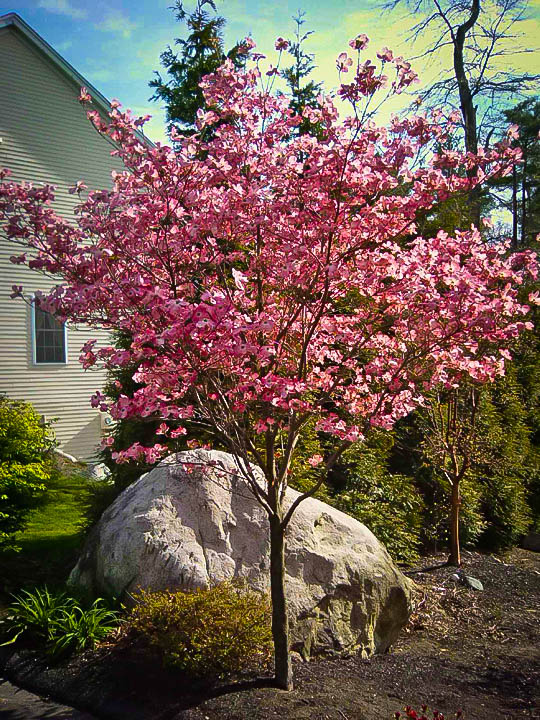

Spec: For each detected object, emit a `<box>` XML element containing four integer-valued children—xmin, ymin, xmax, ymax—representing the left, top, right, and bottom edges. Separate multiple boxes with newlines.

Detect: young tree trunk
<box><xmin>512</xmin><ymin>165</ymin><xmax>519</xmax><ymax>249</ymax></box>
<box><xmin>269</xmin><ymin>513</ymin><xmax>293</xmax><ymax>690</ymax></box>
<box><xmin>449</xmin><ymin>482</ymin><xmax>462</xmax><ymax>566</ymax></box>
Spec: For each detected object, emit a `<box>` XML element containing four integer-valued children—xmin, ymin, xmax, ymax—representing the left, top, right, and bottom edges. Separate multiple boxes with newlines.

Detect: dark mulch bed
<box><xmin>1</xmin><ymin>549</ymin><xmax>539</xmax><ymax>720</ymax></box>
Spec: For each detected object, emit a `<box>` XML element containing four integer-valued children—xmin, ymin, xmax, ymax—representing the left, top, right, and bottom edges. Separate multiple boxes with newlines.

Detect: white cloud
<box><xmin>95</xmin><ymin>9</ymin><xmax>138</xmax><ymax>39</ymax></box>
<box><xmin>55</xmin><ymin>39</ymin><xmax>73</xmax><ymax>52</ymax></box>
<box><xmin>38</xmin><ymin>0</ymin><xmax>88</xmax><ymax>21</ymax></box>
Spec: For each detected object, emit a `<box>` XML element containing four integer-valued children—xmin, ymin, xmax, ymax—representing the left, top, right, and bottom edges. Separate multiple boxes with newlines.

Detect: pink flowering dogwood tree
<box><xmin>0</xmin><ymin>36</ymin><xmax>537</xmax><ymax>689</ymax></box>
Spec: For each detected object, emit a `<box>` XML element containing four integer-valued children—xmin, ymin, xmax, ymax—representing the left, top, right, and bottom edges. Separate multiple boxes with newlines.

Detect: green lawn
<box><xmin>0</xmin><ymin>469</ymin><xmax>89</xmax><ymax>604</ymax></box>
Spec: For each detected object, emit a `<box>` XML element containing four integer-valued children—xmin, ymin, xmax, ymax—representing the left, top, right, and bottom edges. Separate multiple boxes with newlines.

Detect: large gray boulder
<box><xmin>70</xmin><ymin>450</ymin><xmax>414</xmax><ymax>659</ymax></box>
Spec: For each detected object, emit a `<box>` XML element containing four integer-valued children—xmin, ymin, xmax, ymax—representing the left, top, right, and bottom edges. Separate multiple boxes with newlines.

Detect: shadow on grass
<box><xmin>0</xmin><ymin>533</ymin><xmax>83</xmax><ymax>602</ymax></box>
<box><xmin>0</xmin><ymin>469</ymin><xmax>89</xmax><ymax>605</ymax></box>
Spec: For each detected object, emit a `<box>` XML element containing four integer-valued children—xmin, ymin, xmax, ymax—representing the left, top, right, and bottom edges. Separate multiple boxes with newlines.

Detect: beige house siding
<box><xmin>0</xmin><ymin>22</ymin><xmax>124</xmax><ymax>461</ymax></box>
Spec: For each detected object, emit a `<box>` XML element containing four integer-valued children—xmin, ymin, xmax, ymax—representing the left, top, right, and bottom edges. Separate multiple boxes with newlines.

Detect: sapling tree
<box><xmin>0</xmin><ymin>37</ymin><xmax>537</xmax><ymax>689</ymax></box>
<box><xmin>421</xmin><ymin>383</ymin><xmax>481</xmax><ymax>566</ymax></box>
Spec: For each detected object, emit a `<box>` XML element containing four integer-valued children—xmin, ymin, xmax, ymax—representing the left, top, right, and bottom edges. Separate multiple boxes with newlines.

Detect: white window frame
<box><xmin>31</xmin><ymin>296</ymin><xmax>68</xmax><ymax>365</ymax></box>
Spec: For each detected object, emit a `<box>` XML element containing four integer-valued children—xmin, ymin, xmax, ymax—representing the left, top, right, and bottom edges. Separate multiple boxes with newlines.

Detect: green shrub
<box><xmin>330</xmin><ymin>441</ymin><xmax>424</xmax><ymax>565</ymax></box>
<box><xmin>127</xmin><ymin>582</ymin><xmax>272</xmax><ymax>677</ymax></box>
<box><xmin>0</xmin><ymin>586</ymin><xmax>120</xmax><ymax>658</ymax></box>
<box><xmin>0</xmin><ymin>397</ymin><xmax>57</xmax><ymax>551</ymax></box>
<box><xmin>335</xmin><ymin>472</ymin><xmax>424</xmax><ymax>565</ymax></box>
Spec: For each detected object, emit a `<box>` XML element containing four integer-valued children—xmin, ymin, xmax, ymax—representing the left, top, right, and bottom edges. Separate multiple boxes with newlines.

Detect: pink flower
<box><xmin>307</xmin><ymin>454</ymin><xmax>323</xmax><ymax>467</ymax></box>
<box><xmin>337</xmin><ymin>52</ymin><xmax>353</xmax><ymax>73</ymax></box>
<box><xmin>377</xmin><ymin>47</ymin><xmax>393</xmax><ymax>62</ymax></box>
<box><xmin>68</xmin><ymin>181</ymin><xmax>88</xmax><ymax>195</ymax></box>
<box><xmin>507</xmin><ymin>123</ymin><xmax>519</xmax><ymax>140</ymax></box>
<box><xmin>275</xmin><ymin>37</ymin><xmax>289</xmax><ymax>51</ymax></box>
<box><xmin>238</xmin><ymin>36</ymin><xmax>255</xmax><ymax>53</ymax></box>
<box><xmin>254</xmin><ymin>419</ymin><xmax>268</xmax><ymax>434</ymax></box>
<box><xmin>78</xmin><ymin>86</ymin><xmax>92</xmax><ymax>104</ymax></box>
<box><xmin>349</xmin><ymin>34</ymin><xmax>369</xmax><ymax>51</ymax></box>
<box><xmin>10</xmin><ymin>284</ymin><xmax>23</xmax><ymax>299</ymax></box>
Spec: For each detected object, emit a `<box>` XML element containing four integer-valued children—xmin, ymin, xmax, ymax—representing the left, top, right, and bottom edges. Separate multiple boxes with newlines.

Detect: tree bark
<box><xmin>512</xmin><ymin>165</ymin><xmax>519</xmax><ymax>249</ymax></box>
<box><xmin>521</xmin><ymin>146</ymin><xmax>528</xmax><ymax>247</ymax></box>
<box><xmin>453</xmin><ymin>0</ymin><xmax>481</xmax><ymax>227</ymax></box>
<box><xmin>269</xmin><ymin>512</ymin><xmax>293</xmax><ymax>690</ymax></box>
<box><xmin>449</xmin><ymin>482</ymin><xmax>462</xmax><ymax>566</ymax></box>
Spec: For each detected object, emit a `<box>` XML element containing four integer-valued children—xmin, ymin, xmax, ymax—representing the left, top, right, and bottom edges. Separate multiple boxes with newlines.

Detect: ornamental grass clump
<box><xmin>127</xmin><ymin>582</ymin><xmax>272</xmax><ymax>677</ymax></box>
<box><xmin>0</xmin><ymin>586</ymin><xmax>120</xmax><ymax>658</ymax></box>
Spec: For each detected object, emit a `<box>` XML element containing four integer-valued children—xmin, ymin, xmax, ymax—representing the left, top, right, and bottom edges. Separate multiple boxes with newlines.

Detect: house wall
<box><xmin>0</xmin><ymin>24</ymin><xmax>123</xmax><ymax>461</ymax></box>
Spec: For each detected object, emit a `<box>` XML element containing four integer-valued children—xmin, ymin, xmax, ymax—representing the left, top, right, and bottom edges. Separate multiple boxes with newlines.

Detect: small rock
<box><xmin>87</xmin><ymin>463</ymin><xmax>111</xmax><ymax>481</ymax></box>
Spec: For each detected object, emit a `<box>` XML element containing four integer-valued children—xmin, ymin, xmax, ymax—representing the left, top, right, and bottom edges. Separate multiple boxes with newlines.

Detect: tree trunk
<box><xmin>453</xmin><ymin>0</ymin><xmax>481</xmax><ymax>227</ymax></box>
<box><xmin>449</xmin><ymin>482</ymin><xmax>462</xmax><ymax>566</ymax></box>
<box><xmin>512</xmin><ymin>165</ymin><xmax>519</xmax><ymax>249</ymax></box>
<box><xmin>269</xmin><ymin>513</ymin><xmax>293</xmax><ymax>690</ymax></box>
<box><xmin>521</xmin><ymin>147</ymin><xmax>528</xmax><ymax>246</ymax></box>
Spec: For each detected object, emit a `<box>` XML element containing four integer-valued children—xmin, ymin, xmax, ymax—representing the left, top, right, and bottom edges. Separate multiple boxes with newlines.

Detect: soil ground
<box><xmin>0</xmin><ymin>678</ymin><xmax>98</xmax><ymax>719</ymax></box>
<box><xmin>1</xmin><ymin>549</ymin><xmax>539</xmax><ymax>720</ymax></box>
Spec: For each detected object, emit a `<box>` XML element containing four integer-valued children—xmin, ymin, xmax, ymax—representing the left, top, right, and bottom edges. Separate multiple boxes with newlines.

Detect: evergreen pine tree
<box><xmin>149</xmin><ymin>0</ymin><xmax>248</xmax><ymax>134</ymax></box>
<box><xmin>280</xmin><ymin>11</ymin><xmax>323</xmax><ymax>138</ymax></box>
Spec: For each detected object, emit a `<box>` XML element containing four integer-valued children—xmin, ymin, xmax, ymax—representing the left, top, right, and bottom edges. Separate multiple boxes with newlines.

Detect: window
<box><xmin>32</xmin><ymin>301</ymin><xmax>67</xmax><ymax>364</ymax></box>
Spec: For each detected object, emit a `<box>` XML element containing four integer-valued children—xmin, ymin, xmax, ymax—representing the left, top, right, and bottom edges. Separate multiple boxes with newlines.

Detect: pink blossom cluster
<box><xmin>0</xmin><ymin>37</ymin><xmax>536</xmax><ymax>467</ymax></box>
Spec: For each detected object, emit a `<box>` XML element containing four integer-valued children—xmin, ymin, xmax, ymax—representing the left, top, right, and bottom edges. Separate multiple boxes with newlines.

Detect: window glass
<box><xmin>34</xmin><ymin>304</ymin><xmax>66</xmax><ymax>364</ymax></box>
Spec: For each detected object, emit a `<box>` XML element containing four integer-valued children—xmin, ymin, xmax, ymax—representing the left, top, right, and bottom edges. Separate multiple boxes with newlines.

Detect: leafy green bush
<box><xmin>0</xmin><ymin>397</ymin><xmax>57</xmax><ymax>550</ymax></box>
<box><xmin>127</xmin><ymin>582</ymin><xmax>272</xmax><ymax>677</ymax></box>
<box><xmin>0</xmin><ymin>586</ymin><xmax>120</xmax><ymax>658</ymax></box>
<box><xmin>335</xmin><ymin>472</ymin><xmax>424</xmax><ymax>565</ymax></box>
<box><xmin>330</xmin><ymin>440</ymin><xmax>425</xmax><ymax>565</ymax></box>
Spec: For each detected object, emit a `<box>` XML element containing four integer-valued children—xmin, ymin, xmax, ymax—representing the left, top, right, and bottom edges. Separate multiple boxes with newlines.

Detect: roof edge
<box><xmin>0</xmin><ymin>12</ymin><xmax>155</xmax><ymax>147</ymax></box>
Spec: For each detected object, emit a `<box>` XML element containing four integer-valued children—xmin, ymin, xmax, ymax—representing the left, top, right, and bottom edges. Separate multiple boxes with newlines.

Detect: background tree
<box><xmin>280</xmin><ymin>11</ymin><xmax>323</xmax><ymax>138</ymax></box>
<box><xmin>1</xmin><ymin>40</ymin><xmax>536</xmax><ymax>688</ymax></box>
<box><xmin>490</xmin><ymin>98</ymin><xmax>540</xmax><ymax>248</ymax></box>
<box><xmin>382</xmin><ymin>0</ymin><xmax>539</xmax><ymax>225</ymax></box>
<box><xmin>150</xmin><ymin>0</ymin><xmax>249</xmax><ymax>133</ymax></box>
<box><xmin>388</xmin><ymin>357</ymin><xmax>539</xmax><ymax>557</ymax></box>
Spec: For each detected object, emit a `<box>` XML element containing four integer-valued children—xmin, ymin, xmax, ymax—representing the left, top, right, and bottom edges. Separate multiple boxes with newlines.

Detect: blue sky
<box><xmin>2</xmin><ymin>0</ymin><xmax>539</xmax><ymax>144</ymax></box>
